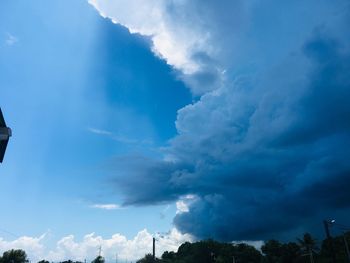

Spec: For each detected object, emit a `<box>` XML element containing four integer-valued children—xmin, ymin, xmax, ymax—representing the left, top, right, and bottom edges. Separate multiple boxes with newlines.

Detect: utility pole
<box><xmin>116</xmin><ymin>253</ymin><xmax>118</xmax><ymax>263</ymax></box>
<box><xmin>343</xmin><ymin>233</ymin><xmax>350</xmax><ymax>263</ymax></box>
<box><xmin>323</xmin><ymin>220</ymin><xmax>337</xmax><ymax>263</ymax></box>
<box><xmin>232</xmin><ymin>255</ymin><xmax>235</xmax><ymax>263</ymax></box>
<box><xmin>153</xmin><ymin>237</ymin><xmax>156</xmax><ymax>261</ymax></box>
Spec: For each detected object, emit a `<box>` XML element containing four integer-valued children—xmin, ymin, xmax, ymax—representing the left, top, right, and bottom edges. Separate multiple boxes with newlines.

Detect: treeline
<box><xmin>138</xmin><ymin>232</ymin><xmax>350</xmax><ymax>263</ymax></box>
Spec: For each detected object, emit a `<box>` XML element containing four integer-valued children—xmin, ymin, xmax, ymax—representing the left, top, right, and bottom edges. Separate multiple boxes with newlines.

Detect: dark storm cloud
<box><xmin>170</xmin><ymin>33</ymin><xmax>350</xmax><ymax>241</ymax></box>
<box><xmin>273</xmin><ymin>34</ymin><xmax>350</xmax><ymax>147</ymax></box>
<box><xmin>109</xmin><ymin>155</ymin><xmax>196</xmax><ymax>205</ymax></box>
<box><xmin>110</xmin><ymin>29</ymin><xmax>350</xmax><ymax>241</ymax></box>
<box><xmin>95</xmin><ymin>0</ymin><xmax>350</xmax><ymax>241</ymax></box>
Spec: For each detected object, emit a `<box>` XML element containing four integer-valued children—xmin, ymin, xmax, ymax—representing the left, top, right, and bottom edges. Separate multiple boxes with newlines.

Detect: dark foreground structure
<box><xmin>0</xmin><ymin>107</ymin><xmax>12</xmax><ymax>163</ymax></box>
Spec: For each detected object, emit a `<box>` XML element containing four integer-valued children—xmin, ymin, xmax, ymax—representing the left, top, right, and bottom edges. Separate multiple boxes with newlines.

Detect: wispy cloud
<box><xmin>91</xmin><ymin>203</ymin><xmax>121</xmax><ymax>210</ymax></box>
<box><xmin>87</xmin><ymin>127</ymin><xmax>152</xmax><ymax>145</ymax></box>
<box><xmin>159</xmin><ymin>204</ymin><xmax>171</xmax><ymax>219</ymax></box>
<box><xmin>87</xmin><ymin>127</ymin><xmax>112</xmax><ymax>136</ymax></box>
<box><xmin>5</xmin><ymin>33</ymin><xmax>18</xmax><ymax>46</ymax></box>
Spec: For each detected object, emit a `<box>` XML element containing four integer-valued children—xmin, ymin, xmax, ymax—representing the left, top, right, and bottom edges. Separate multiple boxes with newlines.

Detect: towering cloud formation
<box><xmin>90</xmin><ymin>0</ymin><xmax>350</xmax><ymax>240</ymax></box>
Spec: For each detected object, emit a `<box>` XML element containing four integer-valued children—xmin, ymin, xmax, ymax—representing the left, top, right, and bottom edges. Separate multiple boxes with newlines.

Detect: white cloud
<box><xmin>176</xmin><ymin>200</ymin><xmax>189</xmax><ymax>214</ymax></box>
<box><xmin>88</xmin><ymin>0</ymin><xmax>229</xmax><ymax>94</ymax></box>
<box><xmin>0</xmin><ymin>229</ymin><xmax>193</xmax><ymax>262</ymax></box>
<box><xmin>91</xmin><ymin>203</ymin><xmax>121</xmax><ymax>210</ymax></box>
<box><xmin>175</xmin><ymin>195</ymin><xmax>197</xmax><ymax>214</ymax></box>
<box><xmin>0</xmin><ymin>234</ymin><xmax>46</xmax><ymax>262</ymax></box>
<box><xmin>88</xmin><ymin>0</ymin><xmax>205</xmax><ymax>74</ymax></box>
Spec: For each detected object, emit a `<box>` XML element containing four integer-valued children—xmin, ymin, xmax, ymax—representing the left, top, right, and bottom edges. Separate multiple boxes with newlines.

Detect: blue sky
<box><xmin>1</xmin><ymin>0</ymin><xmax>350</xmax><ymax>262</ymax></box>
<box><xmin>0</xmin><ymin>0</ymin><xmax>191</xmax><ymax>246</ymax></box>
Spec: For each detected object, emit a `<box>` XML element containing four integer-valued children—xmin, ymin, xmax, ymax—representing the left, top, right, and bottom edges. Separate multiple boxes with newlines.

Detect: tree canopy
<box><xmin>137</xmin><ymin>231</ymin><xmax>350</xmax><ymax>263</ymax></box>
<box><xmin>0</xmin><ymin>249</ymin><xmax>28</xmax><ymax>263</ymax></box>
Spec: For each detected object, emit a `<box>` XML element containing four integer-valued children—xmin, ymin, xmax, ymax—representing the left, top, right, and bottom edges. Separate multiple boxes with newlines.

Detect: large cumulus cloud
<box><xmin>0</xmin><ymin>229</ymin><xmax>191</xmax><ymax>262</ymax></box>
<box><xmin>91</xmin><ymin>0</ymin><xmax>350</xmax><ymax>241</ymax></box>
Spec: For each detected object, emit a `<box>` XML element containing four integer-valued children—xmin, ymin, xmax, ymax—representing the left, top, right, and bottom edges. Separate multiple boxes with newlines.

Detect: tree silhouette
<box><xmin>0</xmin><ymin>249</ymin><xmax>29</xmax><ymax>263</ymax></box>
<box><xmin>297</xmin><ymin>233</ymin><xmax>318</xmax><ymax>253</ymax></box>
<box><xmin>297</xmin><ymin>233</ymin><xmax>318</xmax><ymax>263</ymax></box>
<box><xmin>262</xmin><ymin>240</ymin><xmax>284</xmax><ymax>263</ymax></box>
<box><xmin>91</xmin><ymin>255</ymin><xmax>104</xmax><ymax>263</ymax></box>
<box><xmin>137</xmin><ymin>254</ymin><xmax>158</xmax><ymax>263</ymax></box>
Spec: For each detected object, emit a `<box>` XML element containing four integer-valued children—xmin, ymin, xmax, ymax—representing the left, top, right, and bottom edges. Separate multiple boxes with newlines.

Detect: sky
<box><xmin>1</xmin><ymin>0</ymin><xmax>350</xmax><ymax>262</ymax></box>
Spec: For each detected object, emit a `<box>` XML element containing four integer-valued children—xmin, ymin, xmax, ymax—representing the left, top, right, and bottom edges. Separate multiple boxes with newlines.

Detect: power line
<box><xmin>0</xmin><ymin>227</ymin><xmax>20</xmax><ymax>238</ymax></box>
<box><xmin>334</xmin><ymin>223</ymin><xmax>350</xmax><ymax>231</ymax></box>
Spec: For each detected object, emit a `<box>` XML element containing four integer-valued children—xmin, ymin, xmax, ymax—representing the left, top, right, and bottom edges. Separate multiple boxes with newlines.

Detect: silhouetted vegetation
<box><xmin>91</xmin><ymin>255</ymin><xmax>105</xmax><ymax>263</ymax></box>
<box><xmin>0</xmin><ymin>249</ymin><xmax>28</xmax><ymax>263</ymax></box>
<box><xmin>137</xmin><ymin>231</ymin><xmax>350</xmax><ymax>263</ymax></box>
<box><xmin>136</xmin><ymin>254</ymin><xmax>158</xmax><ymax>263</ymax></box>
